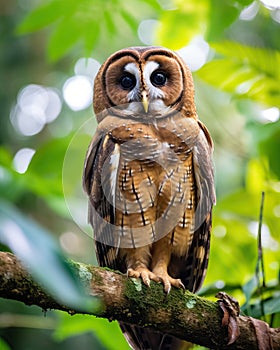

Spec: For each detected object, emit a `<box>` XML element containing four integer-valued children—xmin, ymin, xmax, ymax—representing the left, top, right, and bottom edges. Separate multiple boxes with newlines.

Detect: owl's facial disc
<box><xmin>103</xmin><ymin>51</ymin><xmax>185</xmax><ymax>116</ymax></box>
<box><xmin>123</xmin><ymin>61</ymin><xmax>167</xmax><ymax>114</ymax></box>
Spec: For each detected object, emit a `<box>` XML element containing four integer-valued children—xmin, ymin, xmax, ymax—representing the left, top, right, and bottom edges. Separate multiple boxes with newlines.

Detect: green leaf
<box><xmin>207</xmin><ymin>0</ymin><xmax>254</xmax><ymax>41</ymax></box>
<box><xmin>17</xmin><ymin>0</ymin><xmax>155</xmax><ymax>61</ymax></box>
<box><xmin>207</xmin><ymin>0</ymin><xmax>239</xmax><ymax>41</ymax></box>
<box><xmin>16</xmin><ymin>0</ymin><xmax>66</xmax><ymax>34</ymax></box>
<box><xmin>54</xmin><ymin>312</ymin><xmax>130</xmax><ymax>350</ymax></box>
<box><xmin>141</xmin><ymin>0</ymin><xmax>162</xmax><ymax>11</ymax></box>
<box><xmin>242</xmin><ymin>276</ymin><xmax>258</xmax><ymax>313</ymax></box>
<box><xmin>212</xmin><ymin>42</ymin><xmax>280</xmax><ymax>79</ymax></box>
<box><xmin>27</xmin><ymin>137</ymin><xmax>70</xmax><ymax>197</ymax></box>
<box><xmin>120</xmin><ymin>9</ymin><xmax>139</xmax><ymax>32</ymax></box>
<box><xmin>262</xmin><ymin>296</ymin><xmax>280</xmax><ymax>316</ymax></box>
<box><xmin>84</xmin><ymin>22</ymin><xmax>100</xmax><ymax>56</ymax></box>
<box><xmin>0</xmin><ymin>139</ymin><xmax>70</xmax><ymax>217</ymax></box>
<box><xmin>0</xmin><ymin>200</ymin><xmax>96</xmax><ymax>311</ymax></box>
<box><xmin>158</xmin><ymin>0</ymin><xmax>209</xmax><ymax>49</ymax></box>
<box><xmin>198</xmin><ymin>42</ymin><xmax>280</xmax><ymax>107</ymax></box>
<box><xmin>246</xmin><ymin>294</ymin><xmax>280</xmax><ymax>318</ymax></box>
<box><xmin>0</xmin><ymin>148</ymin><xmax>31</xmax><ymax>202</ymax></box>
<box><xmin>158</xmin><ymin>0</ymin><xmax>254</xmax><ymax>48</ymax></box>
<box><xmin>216</xmin><ymin>189</ymin><xmax>260</xmax><ymax>218</ymax></box>
<box><xmin>16</xmin><ymin>0</ymin><xmax>164</xmax><ymax>61</ymax></box>
<box><xmin>104</xmin><ymin>10</ymin><xmax>117</xmax><ymax>35</ymax></box>
<box><xmin>259</xmin><ymin>124</ymin><xmax>280</xmax><ymax>179</ymax></box>
<box><xmin>48</xmin><ymin>17</ymin><xmax>82</xmax><ymax>61</ymax></box>
<box><xmin>0</xmin><ymin>147</ymin><xmax>13</xmax><ymax>167</ymax></box>
<box><xmin>235</xmin><ymin>0</ymin><xmax>254</xmax><ymax>5</ymax></box>
<box><xmin>0</xmin><ymin>338</ymin><xmax>11</xmax><ymax>350</ymax></box>
<box><xmin>245</xmin><ymin>159</ymin><xmax>267</xmax><ymax>195</ymax></box>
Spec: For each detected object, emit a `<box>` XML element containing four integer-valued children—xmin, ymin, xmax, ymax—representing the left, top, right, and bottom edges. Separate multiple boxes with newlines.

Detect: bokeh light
<box><xmin>271</xmin><ymin>9</ymin><xmax>280</xmax><ymax>23</ymax></box>
<box><xmin>215</xmin><ymin>280</ymin><xmax>226</xmax><ymax>289</ymax></box>
<box><xmin>44</xmin><ymin>88</ymin><xmax>62</xmax><ymax>122</ymax></box>
<box><xmin>177</xmin><ymin>36</ymin><xmax>209</xmax><ymax>72</ymax></box>
<box><xmin>239</xmin><ymin>1</ymin><xmax>259</xmax><ymax>21</ymax></box>
<box><xmin>259</xmin><ymin>107</ymin><xmax>280</xmax><ymax>123</ymax></box>
<box><xmin>10</xmin><ymin>104</ymin><xmax>45</xmax><ymax>136</ymax></box>
<box><xmin>213</xmin><ymin>225</ymin><xmax>227</xmax><ymax>238</ymax></box>
<box><xmin>74</xmin><ymin>57</ymin><xmax>101</xmax><ymax>80</ymax></box>
<box><xmin>10</xmin><ymin>84</ymin><xmax>62</xmax><ymax>136</ymax></box>
<box><xmin>59</xmin><ymin>231</ymin><xmax>84</xmax><ymax>255</ymax></box>
<box><xmin>261</xmin><ymin>0</ymin><xmax>280</xmax><ymax>9</ymax></box>
<box><xmin>62</xmin><ymin>75</ymin><xmax>93</xmax><ymax>111</ymax></box>
<box><xmin>273</xmin><ymin>204</ymin><xmax>280</xmax><ymax>218</ymax></box>
<box><xmin>13</xmin><ymin>148</ymin><xmax>36</xmax><ymax>174</ymax></box>
<box><xmin>137</xmin><ymin>19</ymin><xmax>159</xmax><ymax>45</ymax></box>
<box><xmin>248</xmin><ymin>221</ymin><xmax>279</xmax><ymax>250</ymax></box>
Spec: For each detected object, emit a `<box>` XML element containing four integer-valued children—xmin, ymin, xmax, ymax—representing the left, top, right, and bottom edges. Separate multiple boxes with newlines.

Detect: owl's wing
<box><xmin>174</xmin><ymin>121</ymin><xmax>215</xmax><ymax>293</ymax></box>
<box><xmin>83</xmin><ymin>131</ymin><xmax>125</xmax><ymax>271</ymax></box>
<box><xmin>194</xmin><ymin>121</ymin><xmax>215</xmax><ymax>231</ymax></box>
<box><xmin>189</xmin><ymin>121</ymin><xmax>215</xmax><ymax>292</ymax></box>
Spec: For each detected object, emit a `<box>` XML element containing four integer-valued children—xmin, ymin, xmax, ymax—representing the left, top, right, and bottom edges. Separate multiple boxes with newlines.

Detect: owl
<box><xmin>83</xmin><ymin>46</ymin><xmax>215</xmax><ymax>350</ymax></box>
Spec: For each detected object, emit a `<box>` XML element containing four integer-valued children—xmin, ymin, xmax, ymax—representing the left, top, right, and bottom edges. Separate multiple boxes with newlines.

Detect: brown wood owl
<box><xmin>83</xmin><ymin>46</ymin><xmax>215</xmax><ymax>350</ymax></box>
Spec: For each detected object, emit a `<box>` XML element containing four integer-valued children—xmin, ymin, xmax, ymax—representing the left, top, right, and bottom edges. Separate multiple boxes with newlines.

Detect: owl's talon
<box><xmin>145</xmin><ymin>279</ymin><xmax>151</xmax><ymax>288</ymax></box>
<box><xmin>179</xmin><ymin>280</ymin><xmax>186</xmax><ymax>290</ymax></box>
<box><xmin>164</xmin><ymin>283</ymin><xmax>171</xmax><ymax>294</ymax></box>
<box><xmin>162</xmin><ymin>278</ymin><xmax>184</xmax><ymax>293</ymax></box>
<box><xmin>127</xmin><ymin>267</ymin><xmax>160</xmax><ymax>287</ymax></box>
<box><xmin>152</xmin><ymin>268</ymin><xmax>185</xmax><ymax>293</ymax></box>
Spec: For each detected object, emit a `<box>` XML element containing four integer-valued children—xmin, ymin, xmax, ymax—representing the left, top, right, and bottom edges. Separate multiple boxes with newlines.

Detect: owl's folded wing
<box><xmin>182</xmin><ymin>121</ymin><xmax>216</xmax><ymax>292</ymax></box>
<box><xmin>83</xmin><ymin>131</ymin><xmax>125</xmax><ymax>271</ymax></box>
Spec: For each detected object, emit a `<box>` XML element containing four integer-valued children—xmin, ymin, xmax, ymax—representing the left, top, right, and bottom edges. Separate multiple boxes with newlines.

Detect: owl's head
<box><xmin>93</xmin><ymin>46</ymin><xmax>196</xmax><ymax>120</ymax></box>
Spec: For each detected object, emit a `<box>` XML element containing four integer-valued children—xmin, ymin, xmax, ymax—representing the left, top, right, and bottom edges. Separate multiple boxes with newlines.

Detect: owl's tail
<box><xmin>119</xmin><ymin>323</ymin><xmax>192</xmax><ymax>350</ymax></box>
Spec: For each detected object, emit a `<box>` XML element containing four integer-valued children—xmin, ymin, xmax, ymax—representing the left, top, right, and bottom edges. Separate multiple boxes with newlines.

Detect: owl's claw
<box><xmin>152</xmin><ymin>268</ymin><xmax>185</xmax><ymax>294</ymax></box>
<box><xmin>161</xmin><ymin>276</ymin><xmax>185</xmax><ymax>294</ymax></box>
<box><xmin>127</xmin><ymin>267</ymin><xmax>160</xmax><ymax>287</ymax></box>
<box><xmin>127</xmin><ymin>267</ymin><xmax>185</xmax><ymax>293</ymax></box>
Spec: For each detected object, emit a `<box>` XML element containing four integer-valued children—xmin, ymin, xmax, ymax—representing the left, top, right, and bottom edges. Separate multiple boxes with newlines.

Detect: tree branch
<box><xmin>0</xmin><ymin>252</ymin><xmax>279</xmax><ymax>349</ymax></box>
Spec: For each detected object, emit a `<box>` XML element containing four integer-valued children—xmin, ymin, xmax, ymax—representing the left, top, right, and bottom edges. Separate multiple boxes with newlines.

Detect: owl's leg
<box><xmin>151</xmin><ymin>236</ymin><xmax>185</xmax><ymax>293</ymax></box>
<box><xmin>124</xmin><ymin>246</ymin><xmax>161</xmax><ymax>287</ymax></box>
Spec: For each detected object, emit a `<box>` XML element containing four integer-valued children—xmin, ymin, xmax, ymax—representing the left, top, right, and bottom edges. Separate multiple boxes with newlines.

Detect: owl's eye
<box><xmin>150</xmin><ymin>71</ymin><xmax>167</xmax><ymax>87</ymax></box>
<box><xmin>120</xmin><ymin>74</ymin><xmax>136</xmax><ymax>90</ymax></box>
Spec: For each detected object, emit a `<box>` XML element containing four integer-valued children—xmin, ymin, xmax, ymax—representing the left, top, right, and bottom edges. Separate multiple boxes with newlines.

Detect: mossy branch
<box><xmin>0</xmin><ymin>251</ymin><xmax>279</xmax><ymax>349</ymax></box>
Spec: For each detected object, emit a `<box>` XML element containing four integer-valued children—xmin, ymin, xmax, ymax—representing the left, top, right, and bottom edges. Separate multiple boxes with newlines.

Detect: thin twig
<box><xmin>255</xmin><ymin>191</ymin><xmax>266</xmax><ymax>320</ymax></box>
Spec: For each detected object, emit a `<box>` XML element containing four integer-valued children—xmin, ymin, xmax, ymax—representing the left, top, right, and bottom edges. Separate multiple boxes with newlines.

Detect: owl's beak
<box><xmin>141</xmin><ymin>91</ymin><xmax>149</xmax><ymax>113</ymax></box>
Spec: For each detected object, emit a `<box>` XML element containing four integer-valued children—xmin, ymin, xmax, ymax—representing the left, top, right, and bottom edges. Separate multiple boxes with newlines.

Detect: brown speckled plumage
<box><xmin>83</xmin><ymin>46</ymin><xmax>215</xmax><ymax>350</ymax></box>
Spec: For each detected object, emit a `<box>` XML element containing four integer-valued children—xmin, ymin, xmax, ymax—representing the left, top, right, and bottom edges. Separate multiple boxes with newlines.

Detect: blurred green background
<box><xmin>0</xmin><ymin>0</ymin><xmax>280</xmax><ymax>349</ymax></box>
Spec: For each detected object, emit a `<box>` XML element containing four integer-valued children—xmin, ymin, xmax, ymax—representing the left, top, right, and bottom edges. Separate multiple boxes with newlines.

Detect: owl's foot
<box><xmin>127</xmin><ymin>267</ymin><xmax>160</xmax><ymax>287</ymax></box>
<box><xmin>152</xmin><ymin>268</ymin><xmax>185</xmax><ymax>294</ymax></box>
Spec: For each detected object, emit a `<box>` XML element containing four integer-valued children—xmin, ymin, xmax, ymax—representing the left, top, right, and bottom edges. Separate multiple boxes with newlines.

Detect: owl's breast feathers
<box><xmin>83</xmin><ymin>112</ymin><xmax>215</xmax><ymax>275</ymax></box>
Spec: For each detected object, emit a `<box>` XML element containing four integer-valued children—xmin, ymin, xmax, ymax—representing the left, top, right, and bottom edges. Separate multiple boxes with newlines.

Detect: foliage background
<box><xmin>0</xmin><ymin>0</ymin><xmax>280</xmax><ymax>349</ymax></box>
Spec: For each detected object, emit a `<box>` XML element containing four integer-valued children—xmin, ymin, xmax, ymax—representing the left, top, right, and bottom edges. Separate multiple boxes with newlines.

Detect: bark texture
<box><xmin>0</xmin><ymin>252</ymin><xmax>279</xmax><ymax>349</ymax></box>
